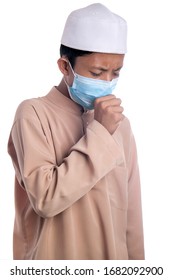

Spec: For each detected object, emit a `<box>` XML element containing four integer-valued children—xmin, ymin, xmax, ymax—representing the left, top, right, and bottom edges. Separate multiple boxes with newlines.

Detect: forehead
<box><xmin>75</xmin><ymin>52</ymin><xmax>125</xmax><ymax>69</ymax></box>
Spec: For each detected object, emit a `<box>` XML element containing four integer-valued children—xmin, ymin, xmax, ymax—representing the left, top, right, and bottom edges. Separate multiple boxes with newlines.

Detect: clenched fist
<box><xmin>94</xmin><ymin>95</ymin><xmax>124</xmax><ymax>135</ymax></box>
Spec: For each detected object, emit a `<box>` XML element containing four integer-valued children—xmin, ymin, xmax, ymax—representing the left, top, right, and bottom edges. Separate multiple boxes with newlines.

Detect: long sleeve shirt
<box><xmin>8</xmin><ymin>86</ymin><xmax>145</xmax><ymax>260</ymax></box>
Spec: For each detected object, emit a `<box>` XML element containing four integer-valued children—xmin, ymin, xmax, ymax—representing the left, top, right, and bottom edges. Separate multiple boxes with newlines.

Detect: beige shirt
<box><xmin>8</xmin><ymin>87</ymin><xmax>144</xmax><ymax>260</ymax></box>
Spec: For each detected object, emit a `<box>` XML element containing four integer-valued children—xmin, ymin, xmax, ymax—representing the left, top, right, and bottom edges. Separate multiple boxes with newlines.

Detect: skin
<box><xmin>57</xmin><ymin>52</ymin><xmax>125</xmax><ymax>135</ymax></box>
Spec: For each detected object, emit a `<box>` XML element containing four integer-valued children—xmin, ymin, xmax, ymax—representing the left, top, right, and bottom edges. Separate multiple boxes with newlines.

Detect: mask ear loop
<box><xmin>61</xmin><ymin>59</ymin><xmax>76</xmax><ymax>87</ymax></box>
<box><xmin>68</xmin><ymin>61</ymin><xmax>76</xmax><ymax>76</ymax></box>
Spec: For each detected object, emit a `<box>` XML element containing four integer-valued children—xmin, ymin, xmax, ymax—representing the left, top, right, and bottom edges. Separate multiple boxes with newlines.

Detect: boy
<box><xmin>8</xmin><ymin>3</ymin><xmax>144</xmax><ymax>259</ymax></box>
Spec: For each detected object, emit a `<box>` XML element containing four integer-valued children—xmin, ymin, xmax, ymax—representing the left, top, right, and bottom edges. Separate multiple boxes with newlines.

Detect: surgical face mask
<box><xmin>65</xmin><ymin>63</ymin><xmax>119</xmax><ymax>110</ymax></box>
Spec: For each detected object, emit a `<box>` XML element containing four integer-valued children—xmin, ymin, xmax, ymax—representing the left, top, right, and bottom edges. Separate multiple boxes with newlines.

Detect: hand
<box><xmin>94</xmin><ymin>95</ymin><xmax>124</xmax><ymax>135</ymax></box>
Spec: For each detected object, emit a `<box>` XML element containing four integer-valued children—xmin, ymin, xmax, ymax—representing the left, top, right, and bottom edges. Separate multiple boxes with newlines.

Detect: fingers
<box><xmin>94</xmin><ymin>95</ymin><xmax>123</xmax><ymax>113</ymax></box>
<box><xmin>94</xmin><ymin>94</ymin><xmax>124</xmax><ymax>134</ymax></box>
<box><xmin>94</xmin><ymin>94</ymin><xmax>122</xmax><ymax>107</ymax></box>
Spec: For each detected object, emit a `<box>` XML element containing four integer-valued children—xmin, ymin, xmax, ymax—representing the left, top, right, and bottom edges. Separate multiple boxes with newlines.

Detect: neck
<box><xmin>56</xmin><ymin>78</ymin><xmax>70</xmax><ymax>99</ymax></box>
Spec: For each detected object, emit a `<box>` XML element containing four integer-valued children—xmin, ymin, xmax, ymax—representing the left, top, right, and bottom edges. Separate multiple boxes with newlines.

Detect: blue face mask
<box><xmin>66</xmin><ymin>64</ymin><xmax>118</xmax><ymax>110</ymax></box>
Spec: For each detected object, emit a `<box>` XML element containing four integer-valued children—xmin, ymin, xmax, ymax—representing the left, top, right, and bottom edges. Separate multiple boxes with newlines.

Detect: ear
<box><xmin>57</xmin><ymin>58</ymin><xmax>70</xmax><ymax>75</ymax></box>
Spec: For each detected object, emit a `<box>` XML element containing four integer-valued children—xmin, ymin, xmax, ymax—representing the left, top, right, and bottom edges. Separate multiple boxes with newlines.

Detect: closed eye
<box><xmin>113</xmin><ymin>72</ymin><xmax>120</xmax><ymax>77</ymax></box>
<box><xmin>90</xmin><ymin>71</ymin><xmax>102</xmax><ymax>77</ymax></box>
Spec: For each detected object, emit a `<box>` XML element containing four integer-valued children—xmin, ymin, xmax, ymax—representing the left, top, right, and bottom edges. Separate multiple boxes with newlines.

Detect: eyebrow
<box><xmin>91</xmin><ymin>66</ymin><xmax>123</xmax><ymax>72</ymax></box>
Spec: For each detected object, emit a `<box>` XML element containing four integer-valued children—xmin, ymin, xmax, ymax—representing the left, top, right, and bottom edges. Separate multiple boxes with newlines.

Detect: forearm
<box><xmin>9</xmin><ymin>119</ymin><xmax>124</xmax><ymax>218</ymax></box>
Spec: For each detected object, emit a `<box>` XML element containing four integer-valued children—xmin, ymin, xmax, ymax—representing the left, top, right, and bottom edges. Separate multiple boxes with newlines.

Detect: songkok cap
<box><xmin>61</xmin><ymin>3</ymin><xmax>127</xmax><ymax>54</ymax></box>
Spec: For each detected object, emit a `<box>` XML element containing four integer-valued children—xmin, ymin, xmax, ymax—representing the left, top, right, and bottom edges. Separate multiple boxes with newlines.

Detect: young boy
<box><xmin>8</xmin><ymin>3</ymin><xmax>144</xmax><ymax>260</ymax></box>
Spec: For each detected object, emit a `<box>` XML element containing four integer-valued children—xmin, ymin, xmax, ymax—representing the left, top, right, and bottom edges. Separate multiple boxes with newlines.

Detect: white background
<box><xmin>0</xmin><ymin>0</ymin><xmax>173</xmax><ymax>268</ymax></box>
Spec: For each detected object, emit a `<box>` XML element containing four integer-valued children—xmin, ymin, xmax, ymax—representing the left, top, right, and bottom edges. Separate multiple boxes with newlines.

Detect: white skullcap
<box><xmin>61</xmin><ymin>3</ymin><xmax>127</xmax><ymax>54</ymax></box>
